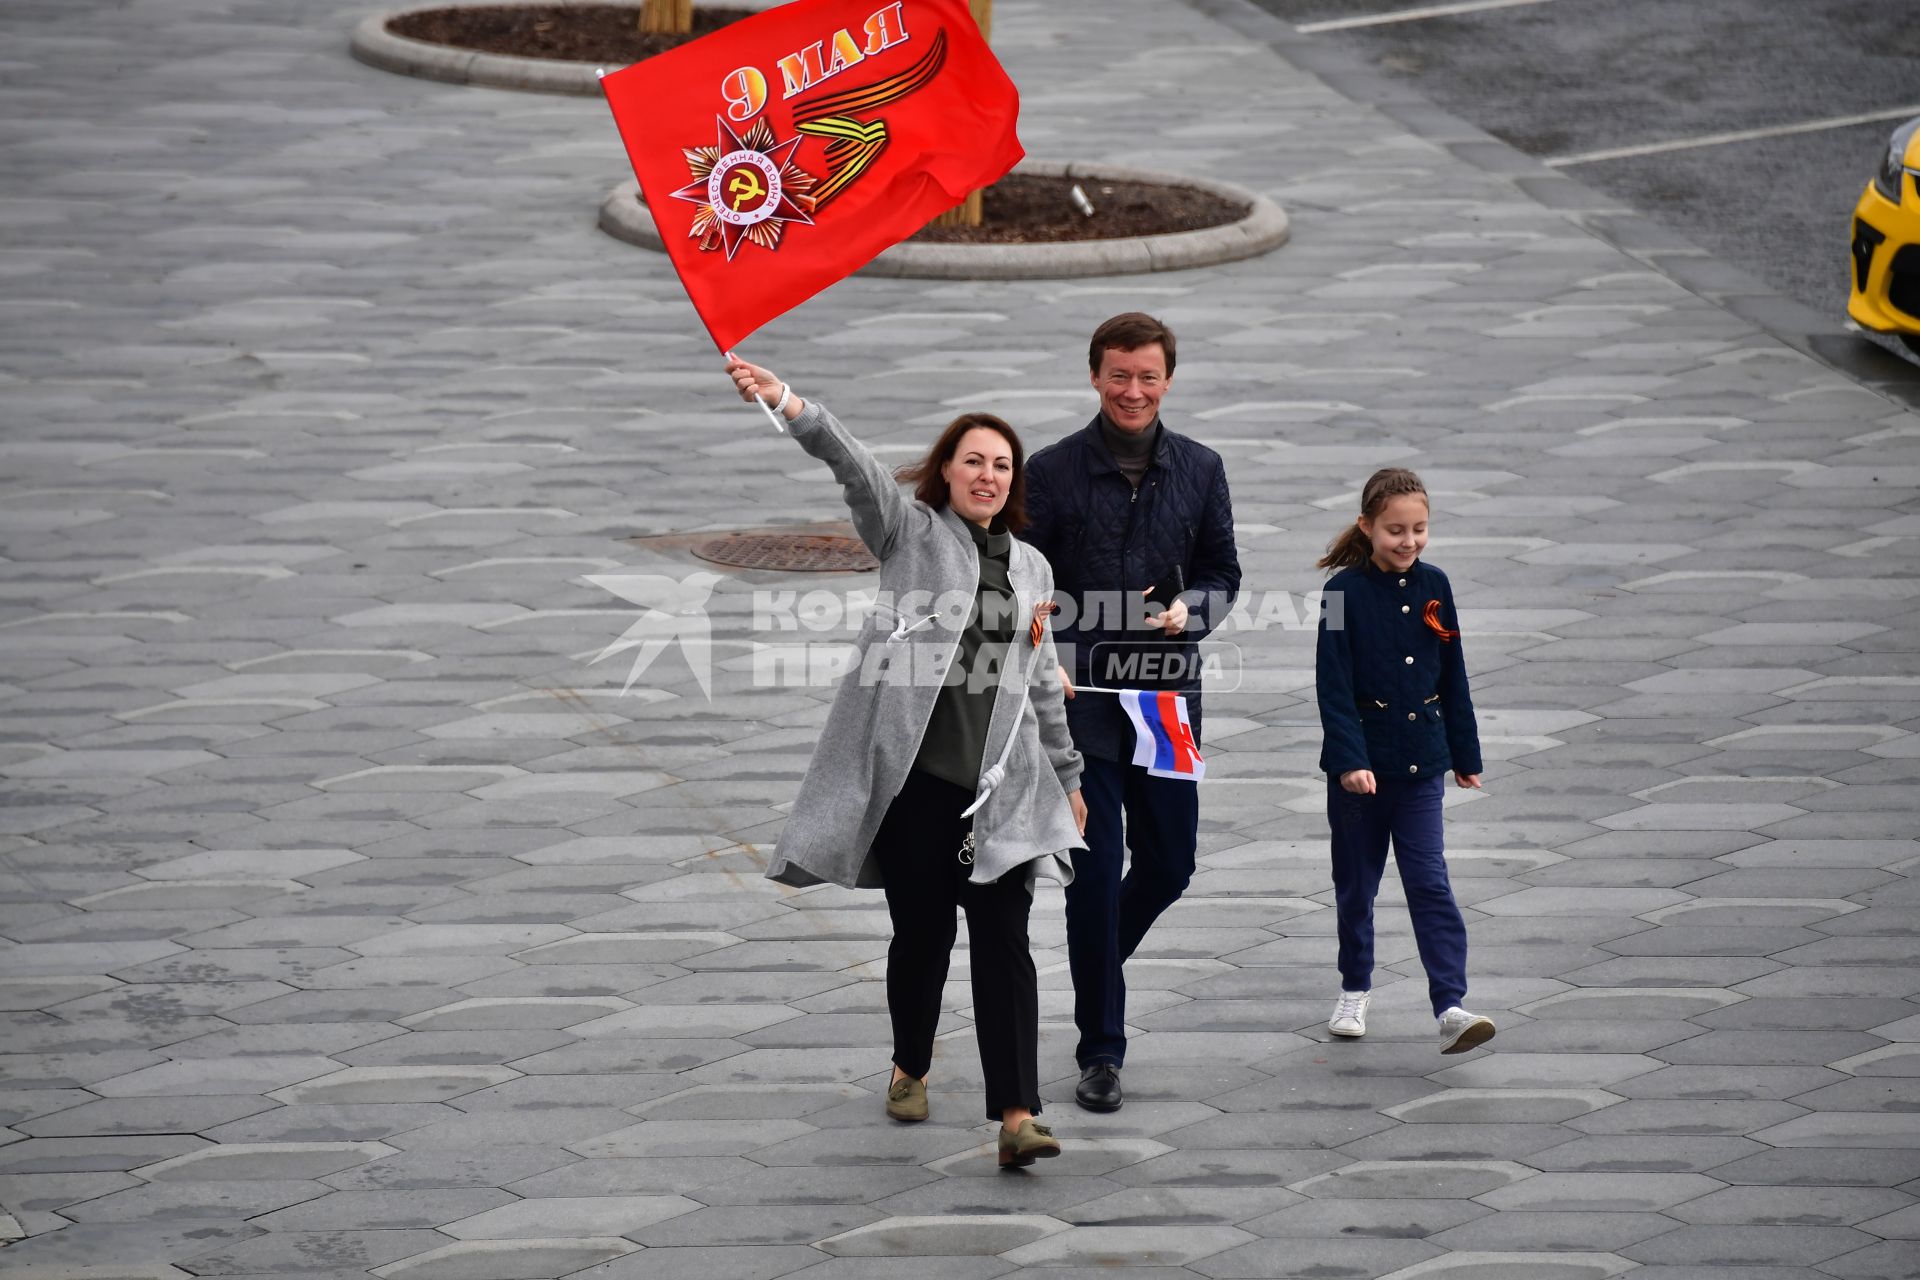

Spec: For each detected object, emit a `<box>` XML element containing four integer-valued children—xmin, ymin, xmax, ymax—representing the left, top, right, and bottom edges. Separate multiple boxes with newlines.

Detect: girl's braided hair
<box><xmin>1318</xmin><ymin>467</ymin><xmax>1428</xmax><ymax>571</ymax></box>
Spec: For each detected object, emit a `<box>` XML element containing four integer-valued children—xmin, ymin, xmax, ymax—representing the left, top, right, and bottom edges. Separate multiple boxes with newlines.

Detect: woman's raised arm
<box><xmin>725</xmin><ymin>355</ymin><xmax>912</xmax><ymax>560</ymax></box>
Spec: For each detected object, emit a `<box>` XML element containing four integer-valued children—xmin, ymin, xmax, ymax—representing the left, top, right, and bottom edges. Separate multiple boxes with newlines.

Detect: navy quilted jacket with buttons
<box><xmin>1021</xmin><ymin>416</ymin><xmax>1241</xmax><ymax>763</ymax></box>
<box><xmin>1317</xmin><ymin>558</ymin><xmax>1482</xmax><ymax>779</ymax></box>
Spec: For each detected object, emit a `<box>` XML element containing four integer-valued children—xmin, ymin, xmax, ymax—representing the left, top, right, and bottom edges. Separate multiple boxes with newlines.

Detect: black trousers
<box><xmin>873</xmin><ymin>769</ymin><xmax>1041</xmax><ymax>1120</ymax></box>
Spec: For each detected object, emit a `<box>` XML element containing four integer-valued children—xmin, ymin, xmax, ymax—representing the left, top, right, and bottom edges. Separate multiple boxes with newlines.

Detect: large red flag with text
<box><xmin>601</xmin><ymin>0</ymin><xmax>1021</xmax><ymax>352</ymax></box>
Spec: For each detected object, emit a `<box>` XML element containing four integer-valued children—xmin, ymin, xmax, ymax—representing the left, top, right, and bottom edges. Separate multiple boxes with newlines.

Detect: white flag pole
<box><xmin>750</xmin><ymin>396</ymin><xmax>788</xmax><ymax>435</ymax></box>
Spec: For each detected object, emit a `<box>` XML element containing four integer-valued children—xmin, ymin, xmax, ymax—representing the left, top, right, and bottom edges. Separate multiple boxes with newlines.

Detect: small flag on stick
<box><xmin>1118</xmin><ymin>689</ymin><xmax>1205</xmax><ymax>781</ymax></box>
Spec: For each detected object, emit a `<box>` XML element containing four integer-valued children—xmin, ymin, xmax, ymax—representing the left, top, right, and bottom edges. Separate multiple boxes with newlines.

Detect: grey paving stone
<box><xmin>60</xmin><ymin>1177</ymin><xmax>332</xmax><ymax>1222</ymax></box>
<box><xmin>1239</xmin><ymin>1195</ymin><xmax>1485</xmax><ymax>1238</ymax></box>
<box><xmin>437</xmin><ymin>1194</ymin><xmax>701</xmax><ymax>1242</ymax></box>
<box><xmin>1697</xmin><ymin>997</ymin><xmax>1917</xmax><ymax>1031</ymax></box>
<box><xmin>334</xmin><ymin>1030</ymin><xmax>576</xmax><ymax>1067</ymax></box>
<box><xmin>199</xmin><ymin>1104</ymin><xmax>455</xmax><ymax>1145</ymax></box>
<box><xmin>0</xmin><ymin>1135</ymin><xmax>208</xmax><ymax>1176</ymax></box>
<box><xmin>1615</xmin><ymin>1064</ymin><xmax>1844</xmax><ymax>1101</ymax></box>
<box><xmin>1820</xmin><ymin>1241</ymin><xmax>1920</xmax><ymax>1280</ymax></box>
<box><xmin>267</xmin><ymin>1066</ymin><xmax>518</xmax><ymax>1106</ymax></box>
<box><xmin>382</xmin><ymin>1106</ymin><xmax>639</xmax><ymax>1152</ymax></box>
<box><xmin>1622</xmin><ymin>1224</ymin><xmax>1877</xmax><ymax>1266</ymax></box>
<box><xmin>17</xmin><ymin>1096</ymin><xmax>279</xmax><ymax>1138</ymax></box>
<box><xmin>1790</xmin><ymin>1078</ymin><xmax>1920</xmax><ymax>1112</ymax></box>
<box><xmin>1429</xmin><ymin>1209</ymin><xmax>1684</xmax><ymax>1251</ymax></box>
<box><xmin>251</xmin><ymin>1187</ymin><xmax>517</xmax><ymax>1231</ymax></box>
<box><xmin>1704</xmin><ymin>1148</ymin><xmax>1920</xmax><ymax>1187</ymax></box>
<box><xmin>0</xmin><ymin>1220</ymin><xmax>262</xmax><ymax>1270</ymax></box>
<box><xmin>1750</xmin><ymin>1112</ymin><xmax>1920</xmax><ymax>1148</ymax></box>
<box><xmin>1335</xmin><ymin>1123</ymin><xmax>1581</xmax><ymax>1164</ymax></box>
<box><xmin>1058</xmin><ymin>1183</ymin><xmax>1304</xmax><ymax>1227</ymax></box>
<box><xmin>631</xmin><ymin>1203</ymin><xmax>878</xmax><ymax>1247</ymax></box>
<box><xmin>174</xmin><ymin>1229</ymin><xmax>450</xmax><ymax>1275</ymax></box>
<box><xmin>1189</xmin><ymin>1234</ymin><xmax>1439</xmax><ymax>1277</ymax></box>
<box><xmin>447</xmin><ymin>1074</ymin><xmax>684</xmax><ymax>1115</ymax></box>
<box><xmin>321</xmin><ymin>1146</ymin><xmax>579</xmax><ymax>1192</ymax></box>
<box><xmin>803</xmin><ymin>1255</ymin><xmax>1014</xmax><ymax>1278</ymax></box>
<box><xmin>138</xmin><ymin>1141</ymin><xmax>393</xmax><ymax>1182</ymax></box>
<box><xmin>681</xmin><ymin>1163</ymin><xmax>936</xmax><ymax>1207</ymax></box>
<box><xmin>1667</xmin><ymin>1184</ymin><xmax>1913</xmax><ymax>1226</ymax></box>
<box><xmin>566</xmin><ymin>1244</ymin><xmax>828</xmax><ymax>1280</ymax></box>
<box><xmin>1616</xmin><ymin>1270</ymin><xmax>1835</xmax><ymax>1280</ymax></box>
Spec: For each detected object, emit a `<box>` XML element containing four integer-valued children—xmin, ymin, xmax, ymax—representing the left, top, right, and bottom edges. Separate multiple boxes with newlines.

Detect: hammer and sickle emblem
<box><xmin>727</xmin><ymin>170</ymin><xmax>766</xmax><ymax>211</ymax></box>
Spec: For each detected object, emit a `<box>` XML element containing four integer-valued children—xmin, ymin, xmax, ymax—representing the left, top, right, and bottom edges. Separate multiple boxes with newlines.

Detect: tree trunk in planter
<box><xmin>637</xmin><ymin>0</ymin><xmax>692</xmax><ymax>34</ymax></box>
<box><xmin>930</xmin><ymin>0</ymin><xmax>993</xmax><ymax>229</ymax></box>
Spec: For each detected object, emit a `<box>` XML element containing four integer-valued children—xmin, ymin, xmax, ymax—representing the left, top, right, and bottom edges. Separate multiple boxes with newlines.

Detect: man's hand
<box><xmin>1454</xmin><ymin>772</ymin><xmax>1482</xmax><ymax>790</ymax></box>
<box><xmin>1056</xmin><ymin>663</ymin><xmax>1075</xmax><ymax>700</ymax></box>
<box><xmin>1340</xmin><ymin>770</ymin><xmax>1376</xmax><ymax>795</ymax></box>
<box><xmin>1144</xmin><ymin>588</ymin><xmax>1189</xmax><ymax>636</ymax></box>
<box><xmin>1067</xmin><ymin>787</ymin><xmax>1087</xmax><ymax>836</ymax></box>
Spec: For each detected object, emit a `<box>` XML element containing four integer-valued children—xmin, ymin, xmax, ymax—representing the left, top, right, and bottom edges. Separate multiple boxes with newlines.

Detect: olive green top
<box><xmin>914</xmin><ymin>518</ymin><xmax>1016</xmax><ymax>791</ymax></box>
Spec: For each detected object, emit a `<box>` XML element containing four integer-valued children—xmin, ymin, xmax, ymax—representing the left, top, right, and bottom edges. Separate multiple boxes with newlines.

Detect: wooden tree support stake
<box><xmin>637</xmin><ymin>0</ymin><xmax>692</xmax><ymax>35</ymax></box>
<box><xmin>929</xmin><ymin>0</ymin><xmax>993</xmax><ymax>229</ymax></box>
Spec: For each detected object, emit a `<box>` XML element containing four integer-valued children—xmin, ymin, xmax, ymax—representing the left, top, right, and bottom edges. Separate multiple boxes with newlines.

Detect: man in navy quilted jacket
<box><xmin>1020</xmin><ymin>313</ymin><xmax>1241</xmax><ymax>1112</ymax></box>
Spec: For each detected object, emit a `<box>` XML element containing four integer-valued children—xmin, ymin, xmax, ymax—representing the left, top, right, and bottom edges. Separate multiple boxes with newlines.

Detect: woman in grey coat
<box><xmin>726</xmin><ymin>355</ymin><xmax>1087</xmax><ymax>1168</ymax></box>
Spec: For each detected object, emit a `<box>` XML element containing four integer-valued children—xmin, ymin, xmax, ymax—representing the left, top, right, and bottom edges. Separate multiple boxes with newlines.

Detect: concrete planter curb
<box><xmin>598</xmin><ymin>162</ymin><xmax>1290</xmax><ymax>280</ymax></box>
<box><xmin>350</xmin><ymin>5</ymin><xmax>611</xmax><ymax>95</ymax></box>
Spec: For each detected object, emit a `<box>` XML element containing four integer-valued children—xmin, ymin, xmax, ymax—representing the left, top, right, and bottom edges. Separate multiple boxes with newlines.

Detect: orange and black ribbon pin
<box><xmin>1030</xmin><ymin>600</ymin><xmax>1057</xmax><ymax>648</ymax></box>
<box><xmin>791</xmin><ymin>29</ymin><xmax>950</xmax><ymax>210</ymax></box>
<box><xmin>1422</xmin><ymin>599</ymin><xmax>1458</xmax><ymax>642</ymax></box>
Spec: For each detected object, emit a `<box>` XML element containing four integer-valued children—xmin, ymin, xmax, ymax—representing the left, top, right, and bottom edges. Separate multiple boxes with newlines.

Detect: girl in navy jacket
<box><xmin>1315</xmin><ymin>467</ymin><xmax>1494</xmax><ymax>1053</ymax></box>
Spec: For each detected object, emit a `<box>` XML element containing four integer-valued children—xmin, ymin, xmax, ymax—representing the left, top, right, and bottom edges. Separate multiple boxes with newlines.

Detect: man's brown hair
<box><xmin>1088</xmin><ymin>312</ymin><xmax>1177</xmax><ymax>377</ymax></box>
<box><xmin>897</xmin><ymin>412</ymin><xmax>1028</xmax><ymax>533</ymax></box>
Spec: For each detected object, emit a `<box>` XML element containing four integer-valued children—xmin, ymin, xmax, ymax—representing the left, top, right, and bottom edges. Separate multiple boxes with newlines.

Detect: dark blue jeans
<box><xmin>1328</xmin><ymin>772</ymin><xmax>1469</xmax><ymax>1018</ymax></box>
<box><xmin>1065</xmin><ymin>755</ymin><xmax>1200</xmax><ymax>1068</ymax></box>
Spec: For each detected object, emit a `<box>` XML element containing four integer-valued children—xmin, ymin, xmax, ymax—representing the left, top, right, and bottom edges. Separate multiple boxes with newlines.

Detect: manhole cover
<box><xmin>691</xmin><ymin>532</ymin><xmax>877</xmax><ymax>573</ymax></box>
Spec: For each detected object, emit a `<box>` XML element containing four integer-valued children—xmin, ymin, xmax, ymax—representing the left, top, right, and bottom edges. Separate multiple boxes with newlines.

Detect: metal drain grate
<box><xmin>691</xmin><ymin>532</ymin><xmax>878</xmax><ymax>573</ymax></box>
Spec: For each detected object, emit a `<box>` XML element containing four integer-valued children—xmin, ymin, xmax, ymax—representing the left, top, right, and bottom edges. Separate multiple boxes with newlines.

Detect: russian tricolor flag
<box><xmin>1118</xmin><ymin>689</ymin><xmax>1206</xmax><ymax>782</ymax></box>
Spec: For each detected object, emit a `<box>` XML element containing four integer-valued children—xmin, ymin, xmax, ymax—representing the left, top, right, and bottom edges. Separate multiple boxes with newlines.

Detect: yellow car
<box><xmin>1850</xmin><ymin>116</ymin><xmax>1920</xmax><ymax>354</ymax></box>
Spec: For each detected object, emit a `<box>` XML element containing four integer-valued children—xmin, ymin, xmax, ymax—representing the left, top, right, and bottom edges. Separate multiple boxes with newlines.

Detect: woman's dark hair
<box><xmin>897</xmin><ymin>412</ymin><xmax>1028</xmax><ymax>533</ymax></box>
<box><xmin>1089</xmin><ymin>312</ymin><xmax>1177</xmax><ymax>378</ymax></box>
<box><xmin>1318</xmin><ymin>467</ymin><xmax>1428</xmax><ymax>571</ymax></box>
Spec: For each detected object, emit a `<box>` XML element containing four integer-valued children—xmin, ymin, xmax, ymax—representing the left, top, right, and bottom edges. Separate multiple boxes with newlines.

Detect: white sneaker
<box><xmin>1438</xmin><ymin>1006</ymin><xmax>1495</xmax><ymax>1054</ymax></box>
<box><xmin>1328</xmin><ymin>990</ymin><xmax>1370</xmax><ymax>1038</ymax></box>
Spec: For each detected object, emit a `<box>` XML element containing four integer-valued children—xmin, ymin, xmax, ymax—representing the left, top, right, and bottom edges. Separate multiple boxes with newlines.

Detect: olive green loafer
<box><xmin>885</xmin><ymin>1075</ymin><xmax>927</xmax><ymax>1122</ymax></box>
<box><xmin>997</xmin><ymin>1118</ymin><xmax>1060</xmax><ymax>1168</ymax></box>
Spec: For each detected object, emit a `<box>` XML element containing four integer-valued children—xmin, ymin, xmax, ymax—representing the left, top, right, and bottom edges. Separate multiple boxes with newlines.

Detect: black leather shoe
<box><xmin>1076</xmin><ymin>1063</ymin><xmax>1122</xmax><ymax>1112</ymax></box>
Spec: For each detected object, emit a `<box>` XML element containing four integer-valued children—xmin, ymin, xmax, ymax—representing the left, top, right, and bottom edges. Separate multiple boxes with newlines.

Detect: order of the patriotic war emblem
<box><xmin>670</xmin><ymin>26</ymin><xmax>951</xmax><ymax>261</ymax></box>
<box><xmin>672</xmin><ymin>117</ymin><xmax>820</xmax><ymax>260</ymax></box>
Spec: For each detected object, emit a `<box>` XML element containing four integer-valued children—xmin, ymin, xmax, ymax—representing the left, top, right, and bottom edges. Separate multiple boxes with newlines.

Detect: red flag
<box><xmin>601</xmin><ymin>0</ymin><xmax>1021</xmax><ymax>352</ymax></box>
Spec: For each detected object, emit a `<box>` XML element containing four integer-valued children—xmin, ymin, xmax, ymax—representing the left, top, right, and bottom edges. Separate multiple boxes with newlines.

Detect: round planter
<box><xmin>598</xmin><ymin>163</ymin><xmax>1290</xmax><ymax>280</ymax></box>
<box><xmin>351</xmin><ymin>3</ymin><xmax>634</xmax><ymax>95</ymax></box>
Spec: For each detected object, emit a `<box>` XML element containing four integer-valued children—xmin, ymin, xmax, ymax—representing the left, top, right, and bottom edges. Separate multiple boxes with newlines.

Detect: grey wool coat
<box><xmin>765</xmin><ymin>400</ymin><xmax>1086</xmax><ymax>892</ymax></box>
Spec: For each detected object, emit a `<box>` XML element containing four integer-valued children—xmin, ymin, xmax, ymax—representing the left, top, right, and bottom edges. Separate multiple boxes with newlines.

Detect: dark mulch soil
<box><xmin>911</xmin><ymin>174</ymin><xmax>1248</xmax><ymax>242</ymax></box>
<box><xmin>388</xmin><ymin>4</ymin><xmax>756</xmax><ymax>62</ymax></box>
<box><xmin>635</xmin><ymin>173</ymin><xmax>1246</xmax><ymax>242</ymax></box>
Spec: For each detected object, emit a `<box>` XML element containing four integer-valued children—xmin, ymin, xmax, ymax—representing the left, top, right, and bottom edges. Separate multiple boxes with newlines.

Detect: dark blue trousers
<box><xmin>1327</xmin><ymin>773</ymin><xmax>1469</xmax><ymax>1018</ymax></box>
<box><xmin>1065</xmin><ymin>755</ymin><xmax>1199</xmax><ymax>1068</ymax></box>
